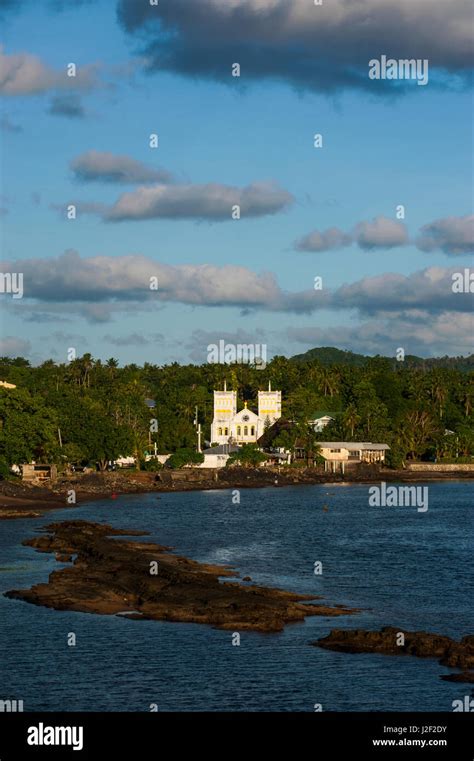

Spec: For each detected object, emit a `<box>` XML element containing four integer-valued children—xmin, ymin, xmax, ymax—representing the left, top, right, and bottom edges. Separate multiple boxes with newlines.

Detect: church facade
<box><xmin>210</xmin><ymin>382</ymin><xmax>281</xmax><ymax>445</ymax></box>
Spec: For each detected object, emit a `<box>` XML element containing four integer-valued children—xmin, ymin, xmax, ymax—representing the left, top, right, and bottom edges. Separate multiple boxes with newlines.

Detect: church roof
<box><xmin>233</xmin><ymin>407</ymin><xmax>259</xmax><ymax>421</ymax></box>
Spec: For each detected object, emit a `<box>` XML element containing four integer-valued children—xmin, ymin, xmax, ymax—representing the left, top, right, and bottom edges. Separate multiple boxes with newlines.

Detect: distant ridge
<box><xmin>289</xmin><ymin>346</ymin><xmax>474</xmax><ymax>372</ymax></box>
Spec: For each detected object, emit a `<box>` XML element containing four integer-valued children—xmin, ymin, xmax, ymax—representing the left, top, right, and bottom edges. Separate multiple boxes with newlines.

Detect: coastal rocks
<box><xmin>441</xmin><ymin>672</ymin><xmax>474</xmax><ymax>684</ymax></box>
<box><xmin>313</xmin><ymin>626</ymin><xmax>474</xmax><ymax>682</ymax></box>
<box><xmin>5</xmin><ymin>521</ymin><xmax>355</xmax><ymax>633</ymax></box>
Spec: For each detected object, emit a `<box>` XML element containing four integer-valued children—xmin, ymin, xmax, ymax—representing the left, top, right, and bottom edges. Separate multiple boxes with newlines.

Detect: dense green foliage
<box><xmin>227</xmin><ymin>444</ymin><xmax>267</xmax><ymax>467</ymax></box>
<box><xmin>0</xmin><ymin>350</ymin><xmax>473</xmax><ymax>470</ymax></box>
<box><xmin>166</xmin><ymin>448</ymin><xmax>205</xmax><ymax>469</ymax></box>
<box><xmin>291</xmin><ymin>347</ymin><xmax>474</xmax><ymax>373</ymax></box>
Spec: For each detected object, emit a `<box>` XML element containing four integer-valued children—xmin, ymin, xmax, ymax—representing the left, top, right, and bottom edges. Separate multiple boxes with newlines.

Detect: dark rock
<box><xmin>313</xmin><ymin>626</ymin><xmax>474</xmax><ymax>681</ymax></box>
<box><xmin>5</xmin><ymin>521</ymin><xmax>355</xmax><ymax>633</ymax></box>
<box><xmin>441</xmin><ymin>672</ymin><xmax>474</xmax><ymax>683</ymax></box>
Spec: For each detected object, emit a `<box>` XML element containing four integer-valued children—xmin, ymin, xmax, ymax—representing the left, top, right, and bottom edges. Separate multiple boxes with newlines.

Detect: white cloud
<box><xmin>104</xmin><ymin>181</ymin><xmax>293</xmax><ymax>221</ymax></box>
<box><xmin>295</xmin><ymin>227</ymin><xmax>352</xmax><ymax>252</ymax></box>
<box><xmin>118</xmin><ymin>0</ymin><xmax>474</xmax><ymax>93</ymax></box>
<box><xmin>287</xmin><ymin>311</ymin><xmax>474</xmax><ymax>357</ymax></box>
<box><xmin>0</xmin><ymin>46</ymin><xmax>100</xmax><ymax>96</ymax></box>
<box><xmin>354</xmin><ymin>217</ymin><xmax>408</xmax><ymax>250</ymax></box>
<box><xmin>71</xmin><ymin>151</ymin><xmax>173</xmax><ymax>184</ymax></box>
<box><xmin>416</xmin><ymin>215</ymin><xmax>474</xmax><ymax>255</ymax></box>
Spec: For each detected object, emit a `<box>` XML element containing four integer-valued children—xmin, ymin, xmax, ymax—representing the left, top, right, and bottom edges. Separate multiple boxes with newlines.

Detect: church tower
<box><xmin>211</xmin><ymin>381</ymin><xmax>237</xmax><ymax>442</ymax></box>
<box><xmin>258</xmin><ymin>381</ymin><xmax>281</xmax><ymax>425</ymax></box>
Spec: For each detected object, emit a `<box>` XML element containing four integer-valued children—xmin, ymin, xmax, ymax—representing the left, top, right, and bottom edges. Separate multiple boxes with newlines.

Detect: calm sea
<box><xmin>0</xmin><ymin>482</ymin><xmax>472</xmax><ymax>711</ymax></box>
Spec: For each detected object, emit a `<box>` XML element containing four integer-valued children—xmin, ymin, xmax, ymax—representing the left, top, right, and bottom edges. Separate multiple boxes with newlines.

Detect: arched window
<box><xmin>224</xmin><ymin>427</ymin><xmax>228</xmax><ymax>436</ymax></box>
<box><xmin>251</xmin><ymin>426</ymin><xmax>255</xmax><ymax>436</ymax></box>
<box><xmin>236</xmin><ymin>426</ymin><xmax>241</xmax><ymax>436</ymax></box>
<box><xmin>218</xmin><ymin>427</ymin><xmax>222</xmax><ymax>436</ymax></box>
<box><xmin>244</xmin><ymin>426</ymin><xmax>248</xmax><ymax>436</ymax></box>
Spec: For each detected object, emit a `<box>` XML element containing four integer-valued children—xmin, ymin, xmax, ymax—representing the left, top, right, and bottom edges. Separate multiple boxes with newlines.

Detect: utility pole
<box><xmin>197</xmin><ymin>424</ymin><xmax>202</xmax><ymax>453</ymax></box>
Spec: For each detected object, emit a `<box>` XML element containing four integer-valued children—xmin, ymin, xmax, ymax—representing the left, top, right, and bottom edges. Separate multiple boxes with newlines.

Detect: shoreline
<box><xmin>1</xmin><ymin>467</ymin><xmax>473</xmax><ymax>520</ymax></box>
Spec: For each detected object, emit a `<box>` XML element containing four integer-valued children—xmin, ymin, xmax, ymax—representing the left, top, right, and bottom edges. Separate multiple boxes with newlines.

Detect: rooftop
<box><xmin>202</xmin><ymin>444</ymin><xmax>241</xmax><ymax>456</ymax></box>
<box><xmin>317</xmin><ymin>442</ymin><xmax>390</xmax><ymax>451</ymax></box>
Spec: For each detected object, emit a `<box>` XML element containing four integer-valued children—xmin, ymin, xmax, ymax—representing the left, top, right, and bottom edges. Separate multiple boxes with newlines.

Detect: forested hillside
<box><xmin>0</xmin><ymin>352</ymin><xmax>473</xmax><ymax>471</ymax></box>
<box><xmin>291</xmin><ymin>346</ymin><xmax>474</xmax><ymax>372</ymax></box>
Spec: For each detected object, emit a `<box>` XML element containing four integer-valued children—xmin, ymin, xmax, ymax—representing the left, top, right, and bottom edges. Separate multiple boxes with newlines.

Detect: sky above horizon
<box><xmin>1</xmin><ymin>0</ymin><xmax>473</xmax><ymax>366</ymax></box>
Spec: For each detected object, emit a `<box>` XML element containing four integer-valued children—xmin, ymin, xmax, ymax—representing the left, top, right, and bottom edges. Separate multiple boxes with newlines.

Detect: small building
<box><xmin>0</xmin><ymin>380</ymin><xmax>16</xmax><ymax>389</ymax></box>
<box><xmin>308</xmin><ymin>411</ymin><xmax>335</xmax><ymax>432</ymax></box>
<box><xmin>199</xmin><ymin>443</ymin><xmax>241</xmax><ymax>468</ymax></box>
<box><xmin>22</xmin><ymin>463</ymin><xmax>57</xmax><ymax>482</ymax></box>
<box><xmin>316</xmin><ymin>442</ymin><xmax>390</xmax><ymax>472</ymax></box>
<box><xmin>262</xmin><ymin>450</ymin><xmax>291</xmax><ymax>466</ymax></box>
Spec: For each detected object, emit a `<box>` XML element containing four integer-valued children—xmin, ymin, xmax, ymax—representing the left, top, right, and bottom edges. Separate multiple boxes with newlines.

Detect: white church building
<box><xmin>210</xmin><ymin>382</ymin><xmax>281</xmax><ymax>445</ymax></box>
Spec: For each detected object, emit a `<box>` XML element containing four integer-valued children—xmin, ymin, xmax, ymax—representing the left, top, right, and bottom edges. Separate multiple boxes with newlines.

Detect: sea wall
<box><xmin>407</xmin><ymin>463</ymin><xmax>474</xmax><ymax>472</ymax></box>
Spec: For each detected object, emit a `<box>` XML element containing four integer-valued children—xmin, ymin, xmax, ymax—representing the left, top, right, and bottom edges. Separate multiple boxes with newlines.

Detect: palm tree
<box><xmin>318</xmin><ymin>367</ymin><xmax>338</xmax><ymax>397</ymax></box>
<box><xmin>460</xmin><ymin>383</ymin><xmax>474</xmax><ymax>417</ymax></box>
<box><xmin>78</xmin><ymin>353</ymin><xmax>94</xmax><ymax>388</ymax></box>
<box><xmin>430</xmin><ymin>373</ymin><xmax>447</xmax><ymax>419</ymax></box>
<box><xmin>105</xmin><ymin>357</ymin><xmax>119</xmax><ymax>380</ymax></box>
<box><xmin>343</xmin><ymin>404</ymin><xmax>360</xmax><ymax>438</ymax></box>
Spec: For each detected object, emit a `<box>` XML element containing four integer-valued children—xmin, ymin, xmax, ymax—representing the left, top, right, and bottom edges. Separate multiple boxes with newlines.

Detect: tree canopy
<box><xmin>0</xmin><ymin>351</ymin><xmax>472</xmax><ymax>470</ymax></box>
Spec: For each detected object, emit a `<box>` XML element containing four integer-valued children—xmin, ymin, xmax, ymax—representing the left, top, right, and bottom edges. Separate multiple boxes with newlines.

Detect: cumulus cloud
<box><xmin>416</xmin><ymin>215</ymin><xmax>474</xmax><ymax>255</ymax></box>
<box><xmin>117</xmin><ymin>0</ymin><xmax>473</xmax><ymax>94</ymax></box>
<box><xmin>107</xmin><ymin>181</ymin><xmax>292</xmax><ymax>221</ymax></box>
<box><xmin>354</xmin><ymin>216</ymin><xmax>408</xmax><ymax>250</ymax></box>
<box><xmin>295</xmin><ymin>216</ymin><xmax>408</xmax><ymax>252</ymax></box>
<box><xmin>70</xmin><ymin>150</ymin><xmax>173</xmax><ymax>184</ymax></box>
<box><xmin>1</xmin><ymin>250</ymin><xmax>318</xmax><ymax>318</ymax></box>
<box><xmin>287</xmin><ymin>311</ymin><xmax>474</xmax><ymax>358</ymax></box>
<box><xmin>49</xmin><ymin>94</ymin><xmax>85</xmax><ymax>118</ymax></box>
<box><xmin>295</xmin><ymin>227</ymin><xmax>352</xmax><ymax>252</ymax></box>
<box><xmin>0</xmin><ymin>46</ymin><xmax>100</xmax><ymax>96</ymax></box>
<box><xmin>333</xmin><ymin>266</ymin><xmax>473</xmax><ymax>314</ymax></box>
<box><xmin>2</xmin><ymin>253</ymin><xmax>471</xmax><ymax>331</ymax></box>
<box><xmin>57</xmin><ymin>181</ymin><xmax>293</xmax><ymax>222</ymax></box>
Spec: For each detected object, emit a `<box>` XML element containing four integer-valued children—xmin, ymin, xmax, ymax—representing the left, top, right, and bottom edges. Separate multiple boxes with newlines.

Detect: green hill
<box><xmin>290</xmin><ymin>346</ymin><xmax>474</xmax><ymax>372</ymax></box>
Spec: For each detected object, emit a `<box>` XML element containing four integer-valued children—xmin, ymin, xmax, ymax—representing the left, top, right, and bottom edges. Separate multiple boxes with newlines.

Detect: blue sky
<box><xmin>1</xmin><ymin>0</ymin><xmax>473</xmax><ymax>365</ymax></box>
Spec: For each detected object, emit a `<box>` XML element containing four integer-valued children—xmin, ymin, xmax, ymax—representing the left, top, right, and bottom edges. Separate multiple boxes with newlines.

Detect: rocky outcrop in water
<box><xmin>5</xmin><ymin>521</ymin><xmax>355</xmax><ymax>632</ymax></box>
<box><xmin>313</xmin><ymin>627</ymin><xmax>474</xmax><ymax>682</ymax></box>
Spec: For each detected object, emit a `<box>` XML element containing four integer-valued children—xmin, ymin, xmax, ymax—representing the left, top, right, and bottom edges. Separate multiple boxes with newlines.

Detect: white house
<box><xmin>198</xmin><ymin>443</ymin><xmax>240</xmax><ymax>468</ymax></box>
<box><xmin>308</xmin><ymin>414</ymin><xmax>335</xmax><ymax>432</ymax></box>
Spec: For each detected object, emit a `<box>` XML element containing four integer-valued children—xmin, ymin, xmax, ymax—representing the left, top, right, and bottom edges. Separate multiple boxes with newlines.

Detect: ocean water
<box><xmin>0</xmin><ymin>482</ymin><xmax>472</xmax><ymax>712</ymax></box>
